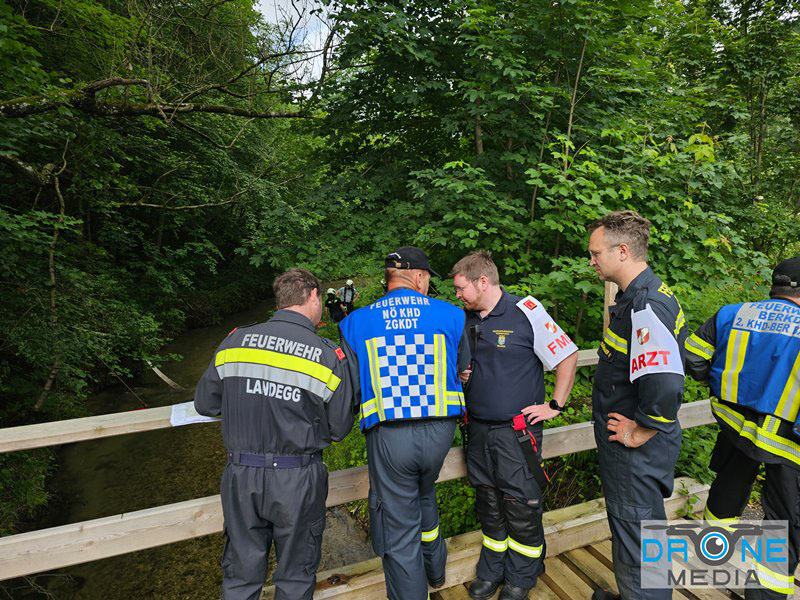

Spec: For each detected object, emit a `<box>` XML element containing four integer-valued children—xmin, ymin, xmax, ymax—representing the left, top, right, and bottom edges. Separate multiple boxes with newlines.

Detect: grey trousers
<box><xmin>220</xmin><ymin>460</ymin><xmax>328</xmax><ymax>600</ymax></box>
<box><xmin>366</xmin><ymin>419</ymin><xmax>456</xmax><ymax>600</ymax></box>
<box><xmin>595</xmin><ymin>413</ymin><xmax>681</xmax><ymax>600</ymax></box>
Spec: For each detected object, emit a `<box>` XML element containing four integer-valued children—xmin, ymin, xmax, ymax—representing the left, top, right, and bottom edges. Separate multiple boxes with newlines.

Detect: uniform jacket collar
<box><xmin>270</xmin><ymin>309</ymin><xmax>316</xmax><ymax>332</ymax></box>
<box><xmin>614</xmin><ymin>266</ymin><xmax>657</xmax><ymax>309</ymax></box>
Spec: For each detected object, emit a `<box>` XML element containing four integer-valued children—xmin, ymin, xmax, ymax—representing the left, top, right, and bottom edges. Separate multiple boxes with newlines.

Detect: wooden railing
<box><xmin>0</xmin><ymin>374</ymin><xmax>716</xmax><ymax>580</ymax></box>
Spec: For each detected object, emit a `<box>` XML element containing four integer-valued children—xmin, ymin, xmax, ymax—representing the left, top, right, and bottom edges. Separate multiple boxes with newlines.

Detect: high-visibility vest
<box><xmin>340</xmin><ymin>288</ymin><xmax>465</xmax><ymax>431</ymax></box>
<box><xmin>702</xmin><ymin>299</ymin><xmax>800</xmax><ymax>434</ymax></box>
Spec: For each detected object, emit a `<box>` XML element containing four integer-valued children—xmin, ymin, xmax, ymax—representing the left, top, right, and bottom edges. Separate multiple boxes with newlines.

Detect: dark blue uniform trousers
<box><xmin>365</xmin><ymin>419</ymin><xmax>456</xmax><ymax>600</ymax></box>
<box><xmin>220</xmin><ymin>460</ymin><xmax>327</xmax><ymax>600</ymax></box>
<box><xmin>466</xmin><ymin>421</ymin><xmax>546</xmax><ymax>589</ymax></box>
<box><xmin>594</xmin><ymin>414</ymin><xmax>681</xmax><ymax>600</ymax></box>
<box><xmin>705</xmin><ymin>431</ymin><xmax>800</xmax><ymax>600</ymax></box>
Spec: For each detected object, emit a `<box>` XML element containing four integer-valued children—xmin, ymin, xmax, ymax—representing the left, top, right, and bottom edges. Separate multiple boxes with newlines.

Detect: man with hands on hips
<box><xmin>451</xmin><ymin>250</ymin><xmax>578</xmax><ymax>600</ymax></box>
<box><xmin>587</xmin><ymin>210</ymin><xmax>688</xmax><ymax>600</ymax></box>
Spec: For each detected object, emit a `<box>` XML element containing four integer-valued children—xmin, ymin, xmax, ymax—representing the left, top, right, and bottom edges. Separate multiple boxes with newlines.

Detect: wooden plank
<box><xmin>435</xmin><ymin>585</ymin><xmax>473</xmax><ymax>600</ymax></box>
<box><xmin>541</xmin><ymin>556</ymin><xmax>593</xmax><ymax>599</ymax></box>
<box><xmin>0</xmin><ymin>405</ymin><xmax>174</xmax><ymax>452</ymax></box>
<box><xmin>0</xmin><ymin>494</ymin><xmax>223</xmax><ymax>581</ymax></box>
<box><xmin>0</xmin><ymin>350</ymin><xmax>594</xmax><ymax>454</ymax></box>
<box><xmin>565</xmin><ymin>547</ymin><xmax>618</xmax><ymax>594</ymax></box>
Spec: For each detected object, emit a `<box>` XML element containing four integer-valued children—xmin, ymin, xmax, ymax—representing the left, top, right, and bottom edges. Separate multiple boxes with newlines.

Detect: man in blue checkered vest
<box><xmin>339</xmin><ymin>246</ymin><xmax>471</xmax><ymax>600</ymax></box>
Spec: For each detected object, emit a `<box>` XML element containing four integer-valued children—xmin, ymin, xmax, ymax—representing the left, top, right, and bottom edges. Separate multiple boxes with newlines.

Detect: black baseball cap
<box><xmin>384</xmin><ymin>246</ymin><xmax>441</xmax><ymax>278</ymax></box>
<box><xmin>772</xmin><ymin>256</ymin><xmax>800</xmax><ymax>289</ymax></box>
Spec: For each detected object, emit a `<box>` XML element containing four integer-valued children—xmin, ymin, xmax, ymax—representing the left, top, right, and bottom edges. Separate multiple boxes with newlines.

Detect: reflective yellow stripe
<box><xmin>604</xmin><ymin>328</ymin><xmax>628</xmax><ymax>353</ymax></box>
<box><xmin>674</xmin><ymin>306</ymin><xmax>686</xmax><ymax>335</ymax></box>
<box><xmin>685</xmin><ymin>333</ymin><xmax>714</xmax><ymax>360</ymax></box>
<box><xmin>421</xmin><ymin>526</ymin><xmax>439</xmax><ymax>542</ymax></box>
<box><xmin>482</xmin><ymin>534</ymin><xmax>508</xmax><ymax>552</ymax></box>
<box><xmin>776</xmin><ymin>351</ymin><xmax>800</xmax><ymax>422</ymax></box>
<box><xmin>720</xmin><ymin>330</ymin><xmax>749</xmax><ymax>403</ymax></box>
<box><xmin>753</xmin><ymin>561</ymin><xmax>794</xmax><ymax>594</ymax></box>
<box><xmin>215</xmin><ymin>348</ymin><xmax>340</xmax><ymax>391</ymax></box>
<box><xmin>439</xmin><ymin>334</ymin><xmax>447</xmax><ymax>417</ymax></box>
<box><xmin>647</xmin><ymin>414</ymin><xmax>676</xmax><ymax>424</ymax></box>
<box><xmin>361</xmin><ymin>398</ymin><xmax>378</xmax><ymax>418</ymax></box>
<box><xmin>703</xmin><ymin>506</ymin><xmax>738</xmax><ymax>532</ymax></box>
<box><xmin>365</xmin><ymin>338</ymin><xmax>385</xmax><ymax>422</ymax></box>
<box><xmin>765</xmin><ymin>415</ymin><xmax>782</xmax><ymax>435</ymax></box>
<box><xmin>712</xmin><ymin>400</ymin><xmax>800</xmax><ymax>466</ymax></box>
<box><xmin>508</xmin><ymin>537</ymin><xmax>543</xmax><ymax>558</ymax></box>
<box><xmin>446</xmin><ymin>391</ymin><xmax>464</xmax><ymax>406</ymax></box>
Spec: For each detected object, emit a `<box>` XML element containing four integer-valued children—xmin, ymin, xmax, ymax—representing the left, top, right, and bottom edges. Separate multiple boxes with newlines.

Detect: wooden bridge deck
<box><xmin>435</xmin><ymin>539</ymin><xmax>800</xmax><ymax>600</ymax></box>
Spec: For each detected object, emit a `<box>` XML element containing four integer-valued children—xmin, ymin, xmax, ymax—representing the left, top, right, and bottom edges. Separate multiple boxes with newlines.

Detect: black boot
<box><xmin>468</xmin><ymin>578</ymin><xmax>501</xmax><ymax>600</ymax></box>
<box><xmin>499</xmin><ymin>582</ymin><xmax>529</xmax><ymax>599</ymax></box>
<box><xmin>428</xmin><ymin>573</ymin><xmax>446</xmax><ymax>588</ymax></box>
<box><xmin>591</xmin><ymin>590</ymin><xmax>621</xmax><ymax>600</ymax></box>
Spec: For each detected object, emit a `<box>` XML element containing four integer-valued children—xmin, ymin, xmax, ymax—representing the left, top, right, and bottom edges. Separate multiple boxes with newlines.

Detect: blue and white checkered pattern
<box><xmin>375</xmin><ymin>333</ymin><xmax>437</xmax><ymax>419</ymax></box>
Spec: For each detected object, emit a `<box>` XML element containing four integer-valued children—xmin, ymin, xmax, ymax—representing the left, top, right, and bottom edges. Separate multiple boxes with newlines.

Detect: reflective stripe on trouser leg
<box><xmin>474</xmin><ymin>485</ymin><xmax>507</xmax><ymax>584</ymax></box>
<box><xmin>502</xmin><ymin>495</ymin><xmax>545</xmax><ymax>589</ymax></box>
<box><xmin>749</xmin><ymin>461</ymin><xmax>800</xmax><ymax>600</ymax></box>
<box><xmin>420</xmin><ymin>460</ymin><xmax>448</xmax><ymax>585</ymax></box>
<box><xmin>365</xmin><ymin>420</ymin><xmax>455</xmax><ymax>600</ymax></box>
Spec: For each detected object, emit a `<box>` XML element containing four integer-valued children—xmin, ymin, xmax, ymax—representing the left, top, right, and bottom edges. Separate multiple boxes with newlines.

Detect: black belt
<box><xmin>470</xmin><ymin>415</ymin><xmax>513</xmax><ymax>426</ymax></box>
<box><xmin>227</xmin><ymin>451</ymin><xmax>322</xmax><ymax>469</ymax></box>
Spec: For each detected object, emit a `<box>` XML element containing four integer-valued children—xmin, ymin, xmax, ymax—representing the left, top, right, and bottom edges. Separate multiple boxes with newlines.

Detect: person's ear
<box><xmin>618</xmin><ymin>243</ymin><xmax>630</xmax><ymax>262</ymax></box>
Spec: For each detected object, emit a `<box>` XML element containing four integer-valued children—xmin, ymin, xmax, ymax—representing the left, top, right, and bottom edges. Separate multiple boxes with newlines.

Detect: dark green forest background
<box><xmin>2</xmin><ymin>0</ymin><xmax>799</xmax><ymax>539</ymax></box>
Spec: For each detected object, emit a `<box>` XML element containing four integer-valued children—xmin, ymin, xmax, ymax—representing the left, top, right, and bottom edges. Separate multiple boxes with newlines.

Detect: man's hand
<box><xmin>521</xmin><ymin>402</ymin><xmax>561</xmax><ymax>425</ymax></box>
<box><xmin>459</xmin><ymin>368</ymin><xmax>472</xmax><ymax>383</ymax></box>
<box><xmin>607</xmin><ymin>412</ymin><xmax>657</xmax><ymax>448</ymax></box>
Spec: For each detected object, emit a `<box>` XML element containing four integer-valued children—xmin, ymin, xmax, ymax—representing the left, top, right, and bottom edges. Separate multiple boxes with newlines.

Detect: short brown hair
<box><xmin>588</xmin><ymin>210</ymin><xmax>651</xmax><ymax>260</ymax></box>
<box><xmin>449</xmin><ymin>250</ymin><xmax>500</xmax><ymax>285</ymax></box>
<box><xmin>273</xmin><ymin>268</ymin><xmax>320</xmax><ymax>309</ymax></box>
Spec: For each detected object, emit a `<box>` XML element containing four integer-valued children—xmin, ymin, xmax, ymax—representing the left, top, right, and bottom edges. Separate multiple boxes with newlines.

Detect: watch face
<box><xmin>549</xmin><ymin>400</ymin><xmax>563</xmax><ymax>411</ymax></box>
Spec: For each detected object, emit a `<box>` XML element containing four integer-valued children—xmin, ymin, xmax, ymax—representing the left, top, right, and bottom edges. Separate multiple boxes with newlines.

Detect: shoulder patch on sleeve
<box><xmin>516</xmin><ymin>295</ymin><xmax>578</xmax><ymax>371</ymax></box>
<box><xmin>629</xmin><ymin>303</ymin><xmax>684</xmax><ymax>382</ymax></box>
<box><xmin>335</xmin><ymin>347</ymin><xmax>345</xmax><ymax>361</ymax></box>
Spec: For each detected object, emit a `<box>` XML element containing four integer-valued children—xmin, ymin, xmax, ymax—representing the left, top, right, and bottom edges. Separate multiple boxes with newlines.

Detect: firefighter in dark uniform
<box><xmin>325</xmin><ymin>287</ymin><xmax>347</xmax><ymax>323</ymax></box>
<box><xmin>195</xmin><ymin>269</ymin><xmax>354</xmax><ymax>600</ymax></box>
<box><xmin>451</xmin><ymin>250</ymin><xmax>579</xmax><ymax>600</ymax></box>
<box><xmin>339</xmin><ymin>246</ymin><xmax>471</xmax><ymax>600</ymax></box>
<box><xmin>685</xmin><ymin>256</ymin><xmax>800</xmax><ymax>599</ymax></box>
<box><xmin>587</xmin><ymin>211</ymin><xmax>688</xmax><ymax>600</ymax></box>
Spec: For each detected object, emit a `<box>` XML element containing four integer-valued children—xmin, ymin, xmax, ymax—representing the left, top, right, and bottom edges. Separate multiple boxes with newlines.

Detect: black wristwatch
<box><xmin>548</xmin><ymin>399</ymin><xmax>564</xmax><ymax>412</ymax></box>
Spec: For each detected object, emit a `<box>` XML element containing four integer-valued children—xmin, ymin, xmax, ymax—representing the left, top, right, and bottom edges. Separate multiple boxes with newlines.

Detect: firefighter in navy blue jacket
<box><xmin>339</xmin><ymin>246</ymin><xmax>471</xmax><ymax>600</ymax></box>
<box><xmin>451</xmin><ymin>250</ymin><xmax>578</xmax><ymax>600</ymax></box>
<box><xmin>685</xmin><ymin>256</ymin><xmax>800</xmax><ymax>599</ymax></box>
<box><xmin>587</xmin><ymin>211</ymin><xmax>688</xmax><ymax>600</ymax></box>
<box><xmin>195</xmin><ymin>269</ymin><xmax>354</xmax><ymax>600</ymax></box>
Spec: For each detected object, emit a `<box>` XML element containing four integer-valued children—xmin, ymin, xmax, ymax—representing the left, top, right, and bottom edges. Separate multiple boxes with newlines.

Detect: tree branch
<box><xmin>0</xmin><ymin>79</ymin><xmax>309</xmax><ymax>119</ymax></box>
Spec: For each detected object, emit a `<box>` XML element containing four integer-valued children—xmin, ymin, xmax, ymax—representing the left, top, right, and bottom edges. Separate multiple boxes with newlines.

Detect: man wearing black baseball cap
<box><xmin>685</xmin><ymin>255</ymin><xmax>800</xmax><ymax>599</ymax></box>
<box><xmin>339</xmin><ymin>245</ymin><xmax>471</xmax><ymax>600</ymax></box>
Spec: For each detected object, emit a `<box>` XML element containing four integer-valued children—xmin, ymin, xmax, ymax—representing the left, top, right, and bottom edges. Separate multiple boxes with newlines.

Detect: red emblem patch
<box><xmin>335</xmin><ymin>348</ymin><xmax>345</xmax><ymax>361</ymax></box>
<box><xmin>637</xmin><ymin>328</ymin><xmax>650</xmax><ymax>345</ymax></box>
<box><xmin>524</xmin><ymin>299</ymin><xmax>537</xmax><ymax>310</ymax></box>
<box><xmin>544</xmin><ymin>321</ymin><xmax>558</xmax><ymax>334</ymax></box>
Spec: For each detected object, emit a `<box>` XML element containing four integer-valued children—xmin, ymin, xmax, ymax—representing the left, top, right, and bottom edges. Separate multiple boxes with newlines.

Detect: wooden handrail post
<box><xmin>603</xmin><ymin>281</ymin><xmax>618</xmax><ymax>331</ymax></box>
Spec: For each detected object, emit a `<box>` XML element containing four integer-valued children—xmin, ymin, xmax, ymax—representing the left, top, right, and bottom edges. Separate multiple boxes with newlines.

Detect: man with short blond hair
<box><xmin>195</xmin><ymin>268</ymin><xmax>355</xmax><ymax>600</ymax></box>
<box><xmin>587</xmin><ymin>211</ymin><xmax>688</xmax><ymax>600</ymax></box>
<box><xmin>452</xmin><ymin>250</ymin><xmax>578</xmax><ymax>600</ymax></box>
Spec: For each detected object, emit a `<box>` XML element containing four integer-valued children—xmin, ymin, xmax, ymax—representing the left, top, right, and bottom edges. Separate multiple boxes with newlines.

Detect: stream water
<box><xmin>31</xmin><ymin>301</ymin><xmax>372</xmax><ymax>599</ymax></box>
